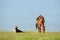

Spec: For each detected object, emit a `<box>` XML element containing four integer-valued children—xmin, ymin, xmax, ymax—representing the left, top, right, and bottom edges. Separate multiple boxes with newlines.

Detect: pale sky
<box><xmin>0</xmin><ymin>0</ymin><xmax>60</xmax><ymax>32</ymax></box>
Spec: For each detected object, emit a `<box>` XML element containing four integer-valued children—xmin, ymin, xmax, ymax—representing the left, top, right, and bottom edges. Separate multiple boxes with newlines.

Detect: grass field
<box><xmin>0</xmin><ymin>31</ymin><xmax>60</xmax><ymax>40</ymax></box>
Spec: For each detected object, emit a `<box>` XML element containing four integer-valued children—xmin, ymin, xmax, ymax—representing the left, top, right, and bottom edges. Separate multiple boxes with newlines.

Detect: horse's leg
<box><xmin>38</xmin><ymin>25</ymin><xmax>41</xmax><ymax>32</ymax></box>
<box><xmin>41</xmin><ymin>25</ymin><xmax>45</xmax><ymax>33</ymax></box>
<box><xmin>38</xmin><ymin>27</ymin><xmax>41</xmax><ymax>32</ymax></box>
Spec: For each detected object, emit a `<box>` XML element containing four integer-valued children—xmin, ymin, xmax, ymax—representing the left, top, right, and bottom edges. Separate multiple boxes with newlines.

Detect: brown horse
<box><xmin>36</xmin><ymin>15</ymin><xmax>45</xmax><ymax>33</ymax></box>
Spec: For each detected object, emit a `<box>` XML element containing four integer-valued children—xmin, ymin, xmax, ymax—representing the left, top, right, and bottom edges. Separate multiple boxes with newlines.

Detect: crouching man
<box><xmin>13</xmin><ymin>26</ymin><xmax>22</xmax><ymax>33</ymax></box>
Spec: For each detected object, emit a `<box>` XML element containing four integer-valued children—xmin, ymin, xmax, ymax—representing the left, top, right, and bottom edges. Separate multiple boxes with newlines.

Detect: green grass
<box><xmin>0</xmin><ymin>31</ymin><xmax>60</xmax><ymax>40</ymax></box>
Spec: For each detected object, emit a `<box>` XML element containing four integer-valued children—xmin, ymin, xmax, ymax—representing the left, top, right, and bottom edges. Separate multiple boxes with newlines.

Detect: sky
<box><xmin>0</xmin><ymin>0</ymin><xmax>60</xmax><ymax>32</ymax></box>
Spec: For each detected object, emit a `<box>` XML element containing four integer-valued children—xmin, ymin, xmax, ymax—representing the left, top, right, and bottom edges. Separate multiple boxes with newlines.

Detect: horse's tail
<box><xmin>36</xmin><ymin>23</ymin><xmax>38</xmax><ymax>29</ymax></box>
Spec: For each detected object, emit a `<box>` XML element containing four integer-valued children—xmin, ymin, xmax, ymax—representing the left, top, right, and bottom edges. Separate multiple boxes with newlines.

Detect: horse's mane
<box><xmin>36</xmin><ymin>15</ymin><xmax>44</xmax><ymax>21</ymax></box>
